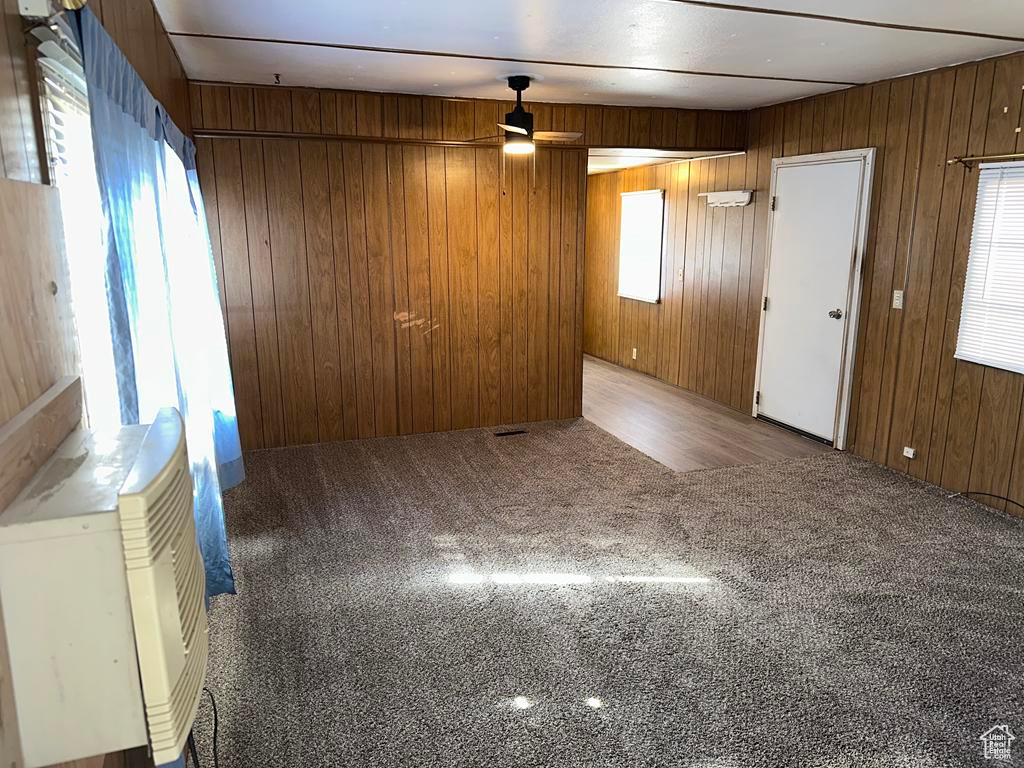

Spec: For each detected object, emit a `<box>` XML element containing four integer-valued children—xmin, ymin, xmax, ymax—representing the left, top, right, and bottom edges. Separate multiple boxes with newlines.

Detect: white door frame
<box><xmin>751</xmin><ymin>148</ymin><xmax>876</xmax><ymax>450</ymax></box>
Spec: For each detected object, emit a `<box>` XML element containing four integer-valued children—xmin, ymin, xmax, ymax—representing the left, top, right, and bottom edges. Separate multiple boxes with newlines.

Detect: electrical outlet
<box><xmin>632</xmin><ymin>347</ymin><xmax>637</xmax><ymax>360</ymax></box>
<box><xmin>892</xmin><ymin>289</ymin><xmax>904</xmax><ymax>310</ymax></box>
<box><xmin>903</xmin><ymin>446</ymin><xmax>917</xmax><ymax>459</ymax></box>
<box><xmin>677</xmin><ymin>268</ymin><xmax>684</xmax><ymax>282</ymax></box>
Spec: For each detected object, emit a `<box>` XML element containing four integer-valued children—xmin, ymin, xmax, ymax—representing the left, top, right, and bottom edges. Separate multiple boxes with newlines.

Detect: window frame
<box><xmin>616</xmin><ymin>189</ymin><xmax>666</xmax><ymax>305</ymax></box>
<box><xmin>954</xmin><ymin>160</ymin><xmax>1024</xmax><ymax>376</ymax></box>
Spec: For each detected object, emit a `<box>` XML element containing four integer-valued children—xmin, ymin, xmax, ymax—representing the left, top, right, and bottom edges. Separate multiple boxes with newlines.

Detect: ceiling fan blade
<box><xmin>534</xmin><ymin>130</ymin><xmax>583</xmax><ymax>142</ymax></box>
<box><xmin>497</xmin><ymin>122</ymin><xmax>529</xmax><ymax>136</ymax></box>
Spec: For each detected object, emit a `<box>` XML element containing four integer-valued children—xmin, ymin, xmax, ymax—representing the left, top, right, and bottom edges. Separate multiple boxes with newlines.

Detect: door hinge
<box><xmin>755</xmin><ymin>390</ymin><xmax>761</xmax><ymax>405</ymax></box>
<box><xmin>770</xmin><ymin>196</ymin><xmax>777</xmax><ymax>211</ymax></box>
<box><xmin>763</xmin><ymin>296</ymin><xmax>768</xmax><ymax>311</ymax></box>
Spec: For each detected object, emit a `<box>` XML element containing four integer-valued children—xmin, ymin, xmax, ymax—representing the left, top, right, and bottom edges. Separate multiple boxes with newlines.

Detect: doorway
<box><xmin>581</xmin><ymin>150</ymin><xmax>833</xmax><ymax>471</ymax></box>
<box><xmin>752</xmin><ymin>149</ymin><xmax>875</xmax><ymax>448</ymax></box>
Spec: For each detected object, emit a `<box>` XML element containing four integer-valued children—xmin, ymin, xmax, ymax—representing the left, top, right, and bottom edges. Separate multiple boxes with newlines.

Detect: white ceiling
<box><xmin>155</xmin><ymin>0</ymin><xmax>1024</xmax><ymax>110</ymax></box>
<box><xmin>587</xmin><ymin>148</ymin><xmax>742</xmax><ymax>175</ymax></box>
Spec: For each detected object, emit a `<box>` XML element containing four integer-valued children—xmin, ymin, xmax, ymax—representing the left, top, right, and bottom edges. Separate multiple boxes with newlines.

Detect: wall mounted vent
<box><xmin>698</xmin><ymin>190</ymin><xmax>752</xmax><ymax>207</ymax></box>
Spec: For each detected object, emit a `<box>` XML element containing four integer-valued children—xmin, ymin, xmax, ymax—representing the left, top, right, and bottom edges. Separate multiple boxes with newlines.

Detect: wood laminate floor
<box><xmin>582</xmin><ymin>355</ymin><xmax>831</xmax><ymax>472</ymax></box>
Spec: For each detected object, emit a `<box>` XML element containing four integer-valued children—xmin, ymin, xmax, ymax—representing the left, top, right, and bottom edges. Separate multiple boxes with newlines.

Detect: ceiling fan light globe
<box><xmin>503</xmin><ymin>139</ymin><xmax>535</xmax><ymax>155</ymax></box>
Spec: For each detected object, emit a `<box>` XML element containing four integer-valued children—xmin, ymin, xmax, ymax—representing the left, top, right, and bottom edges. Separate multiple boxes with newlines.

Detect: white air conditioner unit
<box><xmin>0</xmin><ymin>409</ymin><xmax>207</xmax><ymax>767</ymax></box>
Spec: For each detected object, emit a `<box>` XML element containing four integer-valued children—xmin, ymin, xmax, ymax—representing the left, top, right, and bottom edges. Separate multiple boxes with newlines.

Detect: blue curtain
<box><xmin>75</xmin><ymin>8</ymin><xmax>241</xmax><ymax>597</ymax></box>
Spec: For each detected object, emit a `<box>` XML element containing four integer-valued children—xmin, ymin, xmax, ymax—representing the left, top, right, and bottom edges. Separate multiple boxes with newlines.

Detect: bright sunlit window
<box><xmin>617</xmin><ymin>189</ymin><xmax>665</xmax><ymax>304</ymax></box>
<box><xmin>955</xmin><ymin>162</ymin><xmax>1024</xmax><ymax>375</ymax></box>
<box><xmin>36</xmin><ymin>20</ymin><xmax>121</xmax><ymax>430</ymax></box>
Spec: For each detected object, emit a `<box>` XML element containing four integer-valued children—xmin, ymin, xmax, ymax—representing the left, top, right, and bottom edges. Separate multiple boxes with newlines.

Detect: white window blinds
<box><xmin>32</xmin><ymin>18</ymin><xmax>88</xmax><ymax>176</ymax></box>
<box><xmin>955</xmin><ymin>161</ymin><xmax>1024</xmax><ymax>375</ymax></box>
<box><xmin>617</xmin><ymin>189</ymin><xmax>665</xmax><ymax>304</ymax></box>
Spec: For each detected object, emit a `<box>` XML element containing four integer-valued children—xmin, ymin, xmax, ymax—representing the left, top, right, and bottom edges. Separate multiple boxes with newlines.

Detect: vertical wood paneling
<box><xmin>263</xmin><ymin>139</ymin><xmax>318</xmax><ymax>445</ymax></box>
<box><xmin>200</xmin><ymin>84</ymin><xmax>231</xmax><ymax>130</ymax></box>
<box><xmin>559</xmin><ymin>151</ymin><xmax>580</xmax><ymax>417</ymax></box>
<box><xmin>299</xmin><ymin>139</ymin><xmax>343</xmax><ymax>442</ymax></box>
<box><xmin>402</xmin><ymin>146</ymin><xmax>435</xmax><ymax>433</ymax></box>
<box><xmin>917</xmin><ymin>67</ymin><xmax>979</xmax><ymax>483</ymax></box>
<box><xmin>584</xmin><ymin>51</ymin><xmax>1024</xmax><ymax>515</ymax></box>
<box><xmin>573</xmin><ymin>154</ymin><xmax>588</xmax><ymax>416</ymax></box>
<box><xmin>476</xmin><ymin>147</ymin><xmax>501</xmax><ymax>426</ymax></box>
<box><xmin>387</xmin><ymin>145</ymin><xmax>413</xmax><ymax>436</ymax></box>
<box><xmin>936</xmin><ymin>61</ymin><xmax>996</xmax><ymax>493</ymax></box>
<box><xmin>499</xmin><ymin>147</ymin><xmax>515</xmax><ymax>424</ymax></box>
<box><xmin>362</xmin><ymin>144</ymin><xmax>399</xmax><ymax>436</ymax></box>
<box><xmin>445</xmin><ymin>147</ymin><xmax>480</xmax><ymax>429</ymax></box>
<box><xmin>231</xmin><ymin>87</ymin><xmax>255</xmax><ymax>130</ymax></box>
<box><xmin>425</xmin><ymin>146</ymin><xmax>453</xmax><ymax>431</ymax></box>
<box><xmin>527</xmin><ymin>149</ymin><xmax>550</xmax><ymax>421</ymax></box>
<box><xmin>871</xmin><ymin>76</ymin><xmax>928</xmax><ymax>464</ymax></box>
<box><xmin>195</xmin><ymin>138</ymin><xmax>227</xmax><ymax>319</ymax></box>
<box><xmin>192</xmin><ymin>83</ymin><xmax>744</xmax><ymax>155</ymax></box>
<box><xmin>845</xmin><ymin>85</ymin><xmax>888</xmax><ymax>451</ymax></box>
<box><xmin>885</xmin><ymin>70</ymin><xmax>956</xmax><ymax>472</ymax></box>
<box><xmin>238</xmin><ymin>139</ymin><xmax>286</xmax><ymax>447</ymax></box>
<box><xmin>963</xmin><ymin>55</ymin><xmax>1024</xmax><ymax>511</ymax></box>
<box><xmin>510</xmin><ymin>156</ymin><xmax>530</xmax><ymax>422</ymax></box>
<box><xmin>292</xmin><ymin>90</ymin><xmax>322</xmax><ymax>134</ymax></box>
<box><xmin>545</xmin><ymin>150</ymin><xmax>561</xmax><ymax>419</ymax></box>
<box><xmin>208</xmin><ymin>139</ymin><xmax>263</xmax><ymax>449</ymax></box>
<box><xmin>254</xmin><ymin>88</ymin><xmax>293</xmax><ymax>132</ymax></box>
<box><xmin>200</xmin><ymin>136</ymin><xmax>587</xmax><ymax>447</ymax></box>
<box><xmin>194</xmin><ymin>62</ymin><xmax>1023</xmax><ymax>509</ymax></box>
<box><xmin>341</xmin><ymin>142</ymin><xmax>377</xmax><ymax>439</ymax></box>
<box><xmin>326</xmin><ymin>142</ymin><xmax>359</xmax><ymax>440</ymax></box>
<box><xmin>356</xmin><ymin>93</ymin><xmax>383</xmax><ymax>137</ymax></box>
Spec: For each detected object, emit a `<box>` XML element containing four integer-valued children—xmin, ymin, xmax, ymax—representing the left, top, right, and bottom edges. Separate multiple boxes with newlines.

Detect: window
<box><xmin>956</xmin><ymin>162</ymin><xmax>1024</xmax><ymax>375</ymax></box>
<box><xmin>617</xmin><ymin>189</ymin><xmax>665</xmax><ymax>304</ymax></box>
<box><xmin>35</xmin><ymin>18</ymin><xmax>121</xmax><ymax>429</ymax></box>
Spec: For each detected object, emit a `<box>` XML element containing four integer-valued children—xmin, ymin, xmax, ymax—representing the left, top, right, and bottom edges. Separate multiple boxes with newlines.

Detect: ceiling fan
<box><xmin>481</xmin><ymin>75</ymin><xmax>583</xmax><ymax>155</ymax></box>
<box><xmin>475</xmin><ymin>75</ymin><xmax>583</xmax><ymax>191</ymax></box>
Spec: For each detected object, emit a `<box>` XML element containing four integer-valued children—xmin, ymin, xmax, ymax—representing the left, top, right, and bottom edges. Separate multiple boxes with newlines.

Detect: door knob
<box><xmin>828</xmin><ymin>308</ymin><xmax>843</xmax><ymax>319</ymax></box>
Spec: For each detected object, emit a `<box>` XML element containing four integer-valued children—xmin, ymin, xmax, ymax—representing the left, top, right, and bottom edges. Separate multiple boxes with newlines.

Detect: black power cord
<box><xmin>948</xmin><ymin>489</ymin><xmax>1024</xmax><ymax>513</ymax></box>
<box><xmin>185</xmin><ymin>687</ymin><xmax>220</xmax><ymax>768</ymax></box>
<box><xmin>186</xmin><ymin>731</ymin><xmax>199</xmax><ymax>767</ymax></box>
<box><xmin>204</xmin><ymin>687</ymin><xmax>220</xmax><ymax>768</ymax></box>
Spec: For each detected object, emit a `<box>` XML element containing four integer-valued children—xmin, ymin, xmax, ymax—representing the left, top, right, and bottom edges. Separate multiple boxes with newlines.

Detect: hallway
<box><xmin>582</xmin><ymin>355</ymin><xmax>830</xmax><ymax>473</ymax></box>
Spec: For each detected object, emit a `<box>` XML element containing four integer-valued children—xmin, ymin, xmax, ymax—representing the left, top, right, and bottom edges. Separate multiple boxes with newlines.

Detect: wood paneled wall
<box><xmin>190</xmin><ymin>83</ymin><xmax>745</xmax><ymax>450</ymax></box>
<box><xmin>584</xmin><ymin>153</ymin><xmax>761</xmax><ymax>411</ymax></box>
<box><xmin>0</xmin><ymin>178</ymin><xmax>75</xmax><ymax>426</ymax></box>
<box><xmin>198</xmin><ymin>136</ymin><xmax>587</xmax><ymax>449</ymax></box>
<box><xmin>584</xmin><ymin>51</ymin><xmax>1024</xmax><ymax>513</ymax></box>
<box><xmin>188</xmin><ymin>82</ymin><xmax>747</xmax><ymax>151</ymax></box>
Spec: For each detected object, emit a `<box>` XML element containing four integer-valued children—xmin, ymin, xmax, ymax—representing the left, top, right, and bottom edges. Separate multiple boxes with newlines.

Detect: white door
<box><xmin>754</xmin><ymin>150</ymin><xmax>874</xmax><ymax>447</ymax></box>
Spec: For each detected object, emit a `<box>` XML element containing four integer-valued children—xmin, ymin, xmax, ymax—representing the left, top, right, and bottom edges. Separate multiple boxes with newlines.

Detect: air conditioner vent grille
<box><xmin>118</xmin><ymin>409</ymin><xmax>208</xmax><ymax>765</ymax></box>
<box><xmin>121</xmin><ymin>466</ymin><xmax>190</xmax><ymax>566</ymax></box>
<box><xmin>173</xmin><ymin>526</ymin><xmax>205</xmax><ymax>653</ymax></box>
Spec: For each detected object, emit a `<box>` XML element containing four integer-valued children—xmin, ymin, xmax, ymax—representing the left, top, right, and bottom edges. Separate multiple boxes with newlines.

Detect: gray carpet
<box><xmin>195</xmin><ymin>418</ymin><xmax>1024</xmax><ymax>767</ymax></box>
